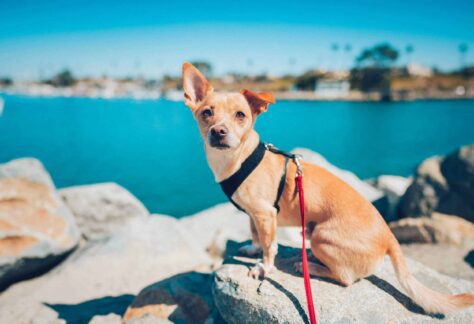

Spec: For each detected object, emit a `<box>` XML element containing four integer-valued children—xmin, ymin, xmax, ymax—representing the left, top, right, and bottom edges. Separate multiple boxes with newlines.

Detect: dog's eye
<box><xmin>201</xmin><ymin>108</ymin><xmax>213</xmax><ymax>118</ymax></box>
<box><xmin>236</xmin><ymin>111</ymin><xmax>246</xmax><ymax>119</ymax></box>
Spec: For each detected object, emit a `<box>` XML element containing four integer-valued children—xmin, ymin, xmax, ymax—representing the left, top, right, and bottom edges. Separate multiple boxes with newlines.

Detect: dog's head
<box><xmin>182</xmin><ymin>62</ymin><xmax>275</xmax><ymax>150</ymax></box>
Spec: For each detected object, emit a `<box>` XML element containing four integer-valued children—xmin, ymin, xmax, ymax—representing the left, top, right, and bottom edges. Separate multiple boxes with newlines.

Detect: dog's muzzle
<box><xmin>209</xmin><ymin>125</ymin><xmax>230</xmax><ymax>149</ymax></box>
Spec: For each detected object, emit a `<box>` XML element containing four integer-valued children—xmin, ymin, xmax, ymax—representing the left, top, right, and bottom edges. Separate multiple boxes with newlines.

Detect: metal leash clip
<box><xmin>294</xmin><ymin>154</ymin><xmax>303</xmax><ymax>176</ymax></box>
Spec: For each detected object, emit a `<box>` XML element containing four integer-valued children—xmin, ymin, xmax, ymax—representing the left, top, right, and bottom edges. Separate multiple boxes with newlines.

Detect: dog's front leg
<box><xmin>239</xmin><ymin>217</ymin><xmax>262</xmax><ymax>257</ymax></box>
<box><xmin>248</xmin><ymin>211</ymin><xmax>278</xmax><ymax>279</ymax></box>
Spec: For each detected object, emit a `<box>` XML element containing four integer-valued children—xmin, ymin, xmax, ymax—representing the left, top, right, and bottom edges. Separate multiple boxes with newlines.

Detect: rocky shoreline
<box><xmin>0</xmin><ymin>145</ymin><xmax>473</xmax><ymax>323</ymax></box>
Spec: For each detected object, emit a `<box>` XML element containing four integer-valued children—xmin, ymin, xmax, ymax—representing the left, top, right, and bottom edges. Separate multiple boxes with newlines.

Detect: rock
<box><xmin>126</xmin><ymin>313</ymin><xmax>172</xmax><ymax>323</ymax></box>
<box><xmin>401</xmin><ymin>243</ymin><xmax>474</xmax><ymax>282</ymax></box>
<box><xmin>0</xmin><ymin>215</ymin><xmax>213</xmax><ymax>323</ymax></box>
<box><xmin>123</xmin><ymin>271</ymin><xmax>219</xmax><ymax>323</ymax></box>
<box><xmin>59</xmin><ymin>183</ymin><xmax>149</xmax><ymax>240</ymax></box>
<box><xmin>389</xmin><ymin>213</ymin><xmax>474</xmax><ymax>245</ymax></box>
<box><xmin>440</xmin><ymin>145</ymin><xmax>474</xmax><ymax>220</ymax></box>
<box><xmin>292</xmin><ymin>148</ymin><xmax>390</xmax><ymax>218</ymax></box>
<box><xmin>213</xmin><ymin>241</ymin><xmax>474</xmax><ymax>323</ymax></box>
<box><xmin>370</xmin><ymin>175</ymin><xmax>412</xmax><ymax>221</ymax></box>
<box><xmin>180</xmin><ymin>203</ymin><xmax>302</xmax><ymax>258</ymax></box>
<box><xmin>180</xmin><ymin>203</ymin><xmax>250</xmax><ymax>259</ymax></box>
<box><xmin>399</xmin><ymin>145</ymin><xmax>474</xmax><ymax>222</ymax></box>
<box><xmin>374</xmin><ymin>175</ymin><xmax>413</xmax><ymax>197</ymax></box>
<box><xmin>398</xmin><ymin>156</ymin><xmax>447</xmax><ymax>218</ymax></box>
<box><xmin>0</xmin><ymin>158</ymin><xmax>80</xmax><ymax>290</ymax></box>
<box><xmin>89</xmin><ymin>313</ymin><xmax>122</xmax><ymax>324</ymax></box>
<box><xmin>292</xmin><ymin>148</ymin><xmax>384</xmax><ymax>203</ymax></box>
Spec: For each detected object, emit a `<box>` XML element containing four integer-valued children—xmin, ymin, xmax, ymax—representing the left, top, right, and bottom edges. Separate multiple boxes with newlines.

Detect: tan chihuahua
<box><xmin>182</xmin><ymin>62</ymin><xmax>474</xmax><ymax>314</ymax></box>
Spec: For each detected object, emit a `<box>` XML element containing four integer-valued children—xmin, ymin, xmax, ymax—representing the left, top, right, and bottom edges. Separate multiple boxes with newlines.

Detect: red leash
<box><xmin>295</xmin><ymin>157</ymin><xmax>317</xmax><ymax>324</ymax></box>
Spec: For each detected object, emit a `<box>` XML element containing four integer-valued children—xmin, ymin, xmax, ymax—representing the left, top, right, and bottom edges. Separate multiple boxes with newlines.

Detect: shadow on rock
<box><xmin>1</xmin><ymin>248</ymin><xmax>75</xmax><ymax>292</ymax></box>
<box><xmin>464</xmin><ymin>249</ymin><xmax>474</xmax><ymax>268</ymax></box>
<box><xmin>264</xmin><ymin>277</ymin><xmax>310</xmax><ymax>324</ymax></box>
<box><xmin>45</xmin><ymin>294</ymin><xmax>134</xmax><ymax>324</ymax></box>
<box><xmin>123</xmin><ymin>271</ymin><xmax>224</xmax><ymax>323</ymax></box>
<box><xmin>365</xmin><ymin>276</ymin><xmax>443</xmax><ymax>319</ymax></box>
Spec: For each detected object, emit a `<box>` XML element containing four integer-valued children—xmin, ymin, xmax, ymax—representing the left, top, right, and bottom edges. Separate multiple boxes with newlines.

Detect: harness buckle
<box><xmin>264</xmin><ymin>143</ymin><xmax>274</xmax><ymax>150</ymax></box>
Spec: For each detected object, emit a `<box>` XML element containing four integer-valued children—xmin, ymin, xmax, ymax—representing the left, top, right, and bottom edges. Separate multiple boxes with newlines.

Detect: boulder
<box><xmin>292</xmin><ymin>148</ymin><xmax>384</xmax><ymax>203</ymax></box>
<box><xmin>123</xmin><ymin>271</ymin><xmax>220</xmax><ymax>323</ymax></box>
<box><xmin>179</xmin><ymin>203</ymin><xmax>250</xmax><ymax>259</ymax></box>
<box><xmin>0</xmin><ymin>158</ymin><xmax>80</xmax><ymax>290</ymax></box>
<box><xmin>399</xmin><ymin>145</ymin><xmax>474</xmax><ymax>222</ymax></box>
<box><xmin>389</xmin><ymin>212</ymin><xmax>474</xmax><ymax>245</ymax></box>
<box><xmin>213</xmin><ymin>241</ymin><xmax>474</xmax><ymax>323</ymax></box>
<box><xmin>401</xmin><ymin>243</ymin><xmax>474</xmax><ymax>282</ymax></box>
<box><xmin>374</xmin><ymin>175</ymin><xmax>412</xmax><ymax>198</ymax></box>
<box><xmin>440</xmin><ymin>145</ymin><xmax>474</xmax><ymax>219</ymax></box>
<box><xmin>89</xmin><ymin>313</ymin><xmax>122</xmax><ymax>324</ymax></box>
<box><xmin>0</xmin><ymin>215</ymin><xmax>213</xmax><ymax>323</ymax></box>
<box><xmin>59</xmin><ymin>183</ymin><xmax>149</xmax><ymax>240</ymax></box>
<box><xmin>180</xmin><ymin>203</ymin><xmax>302</xmax><ymax>259</ymax></box>
<box><xmin>370</xmin><ymin>175</ymin><xmax>412</xmax><ymax>221</ymax></box>
<box><xmin>292</xmin><ymin>148</ymin><xmax>389</xmax><ymax>217</ymax></box>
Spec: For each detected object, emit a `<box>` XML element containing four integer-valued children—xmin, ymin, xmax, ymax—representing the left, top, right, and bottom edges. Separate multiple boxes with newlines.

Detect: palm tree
<box><xmin>344</xmin><ymin>44</ymin><xmax>353</xmax><ymax>69</ymax></box>
<box><xmin>189</xmin><ymin>61</ymin><xmax>212</xmax><ymax>77</ymax></box>
<box><xmin>288</xmin><ymin>57</ymin><xmax>296</xmax><ymax>74</ymax></box>
<box><xmin>458</xmin><ymin>43</ymin><xmax>469</xmax><ymax>69</ymax></box>
<box><xmin>331</xmin><ymin>43</ymin><xmax>340</xmax><ymax>70</ymax></box>
<box><xmin>405</xmin><ymin>44</ymin><xmax>414</xmax><ymax>66</ymax></box>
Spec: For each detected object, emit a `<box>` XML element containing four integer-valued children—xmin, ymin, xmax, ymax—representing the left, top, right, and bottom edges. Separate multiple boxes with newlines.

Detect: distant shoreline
<box><xmin>2</xmin><ymin>90</ymin><xmax>474</xmax><ymax>103</ymax></box>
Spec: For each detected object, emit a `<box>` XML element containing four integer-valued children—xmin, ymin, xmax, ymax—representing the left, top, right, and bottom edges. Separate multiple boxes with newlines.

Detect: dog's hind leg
<box><xmin>293</xmin><ymin>261</ymin><xmax>354</xmax><ymax>287</ymax></box>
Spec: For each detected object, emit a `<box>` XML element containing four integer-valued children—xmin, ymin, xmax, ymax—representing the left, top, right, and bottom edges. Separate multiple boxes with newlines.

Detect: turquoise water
<box><xmin>0</xmin><ymin>94</ymin><xmax>473</xmax><ymax>217</ymax></box>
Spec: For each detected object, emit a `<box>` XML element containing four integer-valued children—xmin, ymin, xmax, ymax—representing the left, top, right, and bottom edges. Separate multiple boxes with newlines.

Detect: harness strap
<box><xmin>220</xmin><ymin>141</ymin><xmax>266</xmax><ymax>200</ymax></box>
<box><xmin>274</xmin><ymin>156</ymin><xmax>289</xmax><ymax>212</ymax></box>
<box><xmin>219</xmin><ymin>142</ymin><xmax>292</xmax><ymax>214</ymax></box>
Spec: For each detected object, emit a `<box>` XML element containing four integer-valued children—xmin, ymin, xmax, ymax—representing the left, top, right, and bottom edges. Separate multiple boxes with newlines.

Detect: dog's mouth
<box><xmin>209</xmin><ymin>141</ymin><xmax>231</xmax><ymax>150</ymax></box>
<box><xmin>207</xmin><ymin>131</ymin><xmax>237</xmax><ymax>150</ymax></box>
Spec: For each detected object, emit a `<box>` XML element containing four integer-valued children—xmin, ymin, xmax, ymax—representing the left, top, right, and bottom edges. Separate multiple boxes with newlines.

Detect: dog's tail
<box><xmin>387</xmin><ymin>235</ymin><xmax>474</xmax><ymax>314</ymax></box>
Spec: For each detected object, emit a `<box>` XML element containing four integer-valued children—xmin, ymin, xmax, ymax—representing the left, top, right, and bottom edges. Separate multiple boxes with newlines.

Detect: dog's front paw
<box><xmin>293</xmin><ymin>262</ymin><xmax>303</xmax><ymax>274</ymax></box>
<box><xmin>238</xmin><ymin>244</ymin><xmax>262</xmax><ymax>257</ymax></box>
<box><xmin>249</xmin><ymin>262</ymin><xmax>273</xmax><ymax>279</ymax></box>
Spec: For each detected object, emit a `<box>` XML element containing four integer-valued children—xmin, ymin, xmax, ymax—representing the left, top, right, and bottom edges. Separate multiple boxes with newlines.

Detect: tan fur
<box><xmin>182</xmin><ymin>62</ymin><xmax>474</xmax><ymax>314</ymax></box>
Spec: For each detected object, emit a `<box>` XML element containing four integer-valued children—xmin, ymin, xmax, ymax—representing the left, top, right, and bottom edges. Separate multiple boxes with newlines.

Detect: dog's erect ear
<box><xmin>241</xmin><ymin>89</ymin><xmax>276</xmax><ymax>115</ymax></box>
<box><xmin>182</xmin><ymin>62</ymin><xmax>213</xmax><ymax>109</ymax></box>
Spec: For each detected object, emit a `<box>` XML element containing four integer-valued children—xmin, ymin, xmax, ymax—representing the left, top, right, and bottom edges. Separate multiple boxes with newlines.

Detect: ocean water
<box><xmin>0</xmin><ymin>94</ymin><xmax>473</xmax><ymax>217</ymax></box>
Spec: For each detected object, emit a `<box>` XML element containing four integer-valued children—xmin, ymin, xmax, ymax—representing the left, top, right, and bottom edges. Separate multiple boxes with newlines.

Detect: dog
<box><xmin>181</xmin><ymin>62</ymin><xmax>474</xmax><ymax>314</ymax></box>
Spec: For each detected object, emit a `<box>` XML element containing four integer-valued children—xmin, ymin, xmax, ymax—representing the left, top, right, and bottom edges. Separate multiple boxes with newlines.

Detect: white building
<box><xmin>407</xmin><ymin>63</ymin><xmax>433</xmax><ymax>77</ymax></box>
<box><xmin>315</xmin><ymin>80</ymin><xmax>350</xmax><ymax>99</ymax></box>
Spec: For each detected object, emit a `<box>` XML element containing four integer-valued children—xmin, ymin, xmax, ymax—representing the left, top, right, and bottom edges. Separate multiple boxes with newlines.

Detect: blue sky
<box><xmin>0</xmin><ymin>0</ymin><xmax>473</xmax><ymax>79</ymax></box>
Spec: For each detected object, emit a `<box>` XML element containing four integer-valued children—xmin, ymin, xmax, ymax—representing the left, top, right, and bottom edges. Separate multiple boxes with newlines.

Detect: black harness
<box><xmin>219</xmin><ymin>142</ymin><xmax>298</xmax><ymax>214</ymax></box>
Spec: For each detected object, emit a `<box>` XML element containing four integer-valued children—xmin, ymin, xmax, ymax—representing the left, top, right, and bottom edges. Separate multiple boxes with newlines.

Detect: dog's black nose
<box><xmin>211</xmin><ymin>125</ymin><xmax>228</xmax><ymax>138</ymax></box>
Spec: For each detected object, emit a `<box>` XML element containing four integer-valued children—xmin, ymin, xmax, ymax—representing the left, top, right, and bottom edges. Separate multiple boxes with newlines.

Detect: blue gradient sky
<box><xmin>1</xmin><ymin>0</ymin><xmax>473</xmax><ymax>79</ymax></box>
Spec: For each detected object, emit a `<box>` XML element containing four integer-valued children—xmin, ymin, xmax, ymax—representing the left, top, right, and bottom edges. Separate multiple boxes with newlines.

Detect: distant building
<box><xmin>406</xmin><ymin>63</ymin><xmax>433</xmax><ymax>77</ymax></box>
<box><xmin>314</xmin><ymin>80</ymin><xmax>350</xmax><ymax>99</ymax></box>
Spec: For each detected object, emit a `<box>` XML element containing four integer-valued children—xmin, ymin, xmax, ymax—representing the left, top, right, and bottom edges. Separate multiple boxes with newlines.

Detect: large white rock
<box><xmin>60</xmin><ymin>183</ymin><xmax>149</xmax><ymax>240</ymax></box>
<box><xmin>0</xmin><ymin>158</ymin><xmax>80</xmax><ymax>290</ymax></box>
<box><xmin>370</xmin><ymin>175</ymin><xmax>413</xmax><ymax>221</ymax></box>
<box><xmin>0</xmin><ymin>215</ymin><xmax>212</xmax><ymax>323</ymax></box>
<box><xmin>292</xmin><ymin>148</ymin><xmax>384</xmax><ymax>203</ymax></box>
<box><xmin>374</xmin><ymin>175</ymin><xmax>412</xmax><ymax>197</ymax></box>
<box><xmin>213</xmin><ymin>242</ymin><xmax>474</xmax><ymax>323</ymax></box>
<box><xmin>180</xmin><ymin>203</ymin><xmax>303</xmax><ymax>257</ymax></box>
<box><xmin>179</xmin><ymin>203</ymin><xmax>250</xmax><ymax>258</ymax></box>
